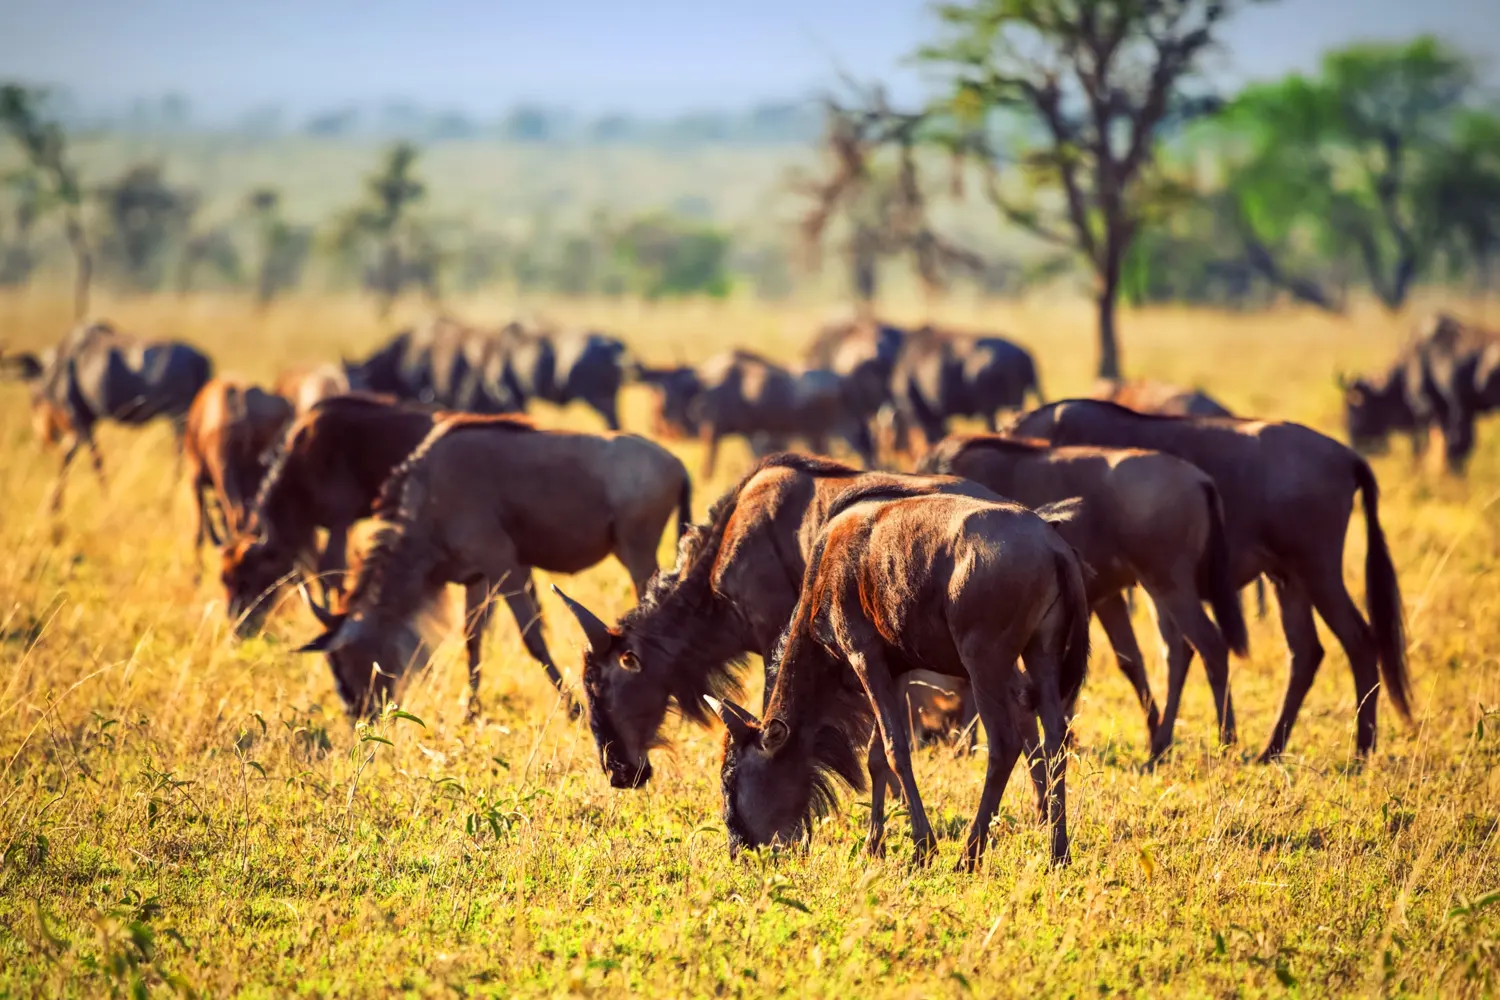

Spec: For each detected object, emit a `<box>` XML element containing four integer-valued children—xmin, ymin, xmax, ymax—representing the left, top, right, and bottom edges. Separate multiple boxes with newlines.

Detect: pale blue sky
<box><xmin>4</xmin><ymin>0</ymin><xmax>1498</xmax><ymax>116</ymax></box>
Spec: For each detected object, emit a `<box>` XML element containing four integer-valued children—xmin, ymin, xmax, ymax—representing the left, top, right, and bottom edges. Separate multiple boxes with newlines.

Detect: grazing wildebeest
<box><xmin>343</xmin><ymin>316</ymin><xmax>516</xmax><ymax>414</ymax></box>
<box><xmin>553</xmin><ymin>452</ymin><xmax>1000</xmax><ymax>789</ymax></box>
<box><xmin>1091</xmin><ymin>378</ymin><xmax>1233</xmax><ymax>418</ymax></box>
<box><xmin>221</xmin><ymin>393</ymin><xmax>441</xmax><ymax>636</ymax></box>
<box><xmin>632</xmin><ymin>364</ymin><xmax>702</xmax><ymax>441</ymax></box>
<box><xmin>710</xmin><ymin>484</ymin><xmax>1090</xmax><ymax>868</ymax></box>
<box><xmin>184</xmin><ymin>377</ymin><xmax>294</xmax><ymax>565</ymax></box>
<box><xmin>491</xmin><ymin>320</ymin><xmax>628</xmax><ymax>430</ymax></box>
<box><xmin>274</xmin><ymin>363</ymin><xmax>360</xmax><ymax>416</ymax></box>
<box><xmin>902</xmin><ymin>670</ymin><xmax>978</xmax><ymax>750</ymax></box>
<box><xmin>803</xmin><ymin>314</ymin><xmax>908</xmax><ymax>438</ymax></box>
<box><xmin>1</xmin><ymin>321</ymin><xmax>212</xmax><ymax>511</ymax></box>
<box><xmin>296</xmin><ymin>415</ymin><xmax>692</xmax><ymax>720</ymax></box>
<box><xmin>919</xmin><ymin>434</ymin><xmax>1249</xmax><ymax>758</ymax></box>
<box><xmin>690</xmin><ymin>349</ymin><xmax>874</xmax><ymax>477</ymax></box>
<box><xmin>1012</xmin><ymin>399</ymin><xmax>1410</xmax><ymax>760</ymax></box>
<box><xmin>1340</xmin><ymin>312</ymin><xmax>1500</xmax><ymax>472</ymax></box>
<box><xmin>883</xmin><ymin>325</ymin><xmax>1045</xmax><ymax>456</ymax></box>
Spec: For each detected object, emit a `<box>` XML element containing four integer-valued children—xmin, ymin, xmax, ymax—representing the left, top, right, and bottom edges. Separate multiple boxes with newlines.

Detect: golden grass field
<box><xmin>1</xmin><ymin>288</ymin><xmax>1498</xmax><ymax>997</ymax></box>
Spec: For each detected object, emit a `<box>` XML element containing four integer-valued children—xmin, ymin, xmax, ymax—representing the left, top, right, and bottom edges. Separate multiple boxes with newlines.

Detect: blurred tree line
<box><xmin>3</xmin><ymin>24</ymin><xmax>1498</xmax><ymax>336</ymax></box>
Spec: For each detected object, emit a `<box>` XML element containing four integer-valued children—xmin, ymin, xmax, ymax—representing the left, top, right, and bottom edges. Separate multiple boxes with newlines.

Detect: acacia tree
<box><xmin>920</xmin><ymin>0</ymin><xmax>1264</xmax><ymax>378</ymax></box>
<box><xmin>793</xmin><ymin>90</ymin><xmax>985</xmax><ymax>309</ymax></box>
<box><xmin>1222</xmin><ymin>38</ymin><xmax>1500</xmax><ymax>310</ymax></box>
<box><xmin>329</xmin><ymin>143</ymin><xmax>437</xmax><ymax>316</ymax></box>
<box><xmin>0</xmin><ymin>85</ymin><xmax>92</xmax><ymax>318</ymax></box>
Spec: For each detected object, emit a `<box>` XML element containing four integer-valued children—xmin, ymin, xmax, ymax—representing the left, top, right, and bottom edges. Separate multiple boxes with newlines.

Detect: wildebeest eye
<box><xmin>618</xmin><ymin>650</ymin><xmax>641</xmax><ymax>672</ymax></box>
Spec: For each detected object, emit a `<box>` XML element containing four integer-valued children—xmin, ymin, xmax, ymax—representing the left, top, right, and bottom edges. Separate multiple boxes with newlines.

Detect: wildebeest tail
<box><xmin>1054</xmin><ymin>547</ymin><xmax>1091</xmax><ymax>711</ymax></box>
<box><xmin>1199</xmin><ymin>481</ymin><xmax>1249</xmax><ymax>657</ymax></box>
<box><xmin>1355</xmin><ymin>458</ymin><xmax>1411</xmax><ymax>721</ymax></box>
<box><xmin>676</xmin><ymin>475</ymin><xmax>693</xmax><ymax>545</ymax></box>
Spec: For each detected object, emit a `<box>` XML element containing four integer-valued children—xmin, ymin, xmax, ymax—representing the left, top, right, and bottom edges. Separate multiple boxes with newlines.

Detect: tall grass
<box><xmin>1</xmin><ymin>287</ymin><xmax>1497</xmax><ymax>997</ymax></box>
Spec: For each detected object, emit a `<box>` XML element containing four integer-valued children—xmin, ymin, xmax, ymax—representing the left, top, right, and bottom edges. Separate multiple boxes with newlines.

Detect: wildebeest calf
<box><xmin>710</xmin><ymin>484</ymin><xmax>1090</xmax><ymax>868</ymax></box>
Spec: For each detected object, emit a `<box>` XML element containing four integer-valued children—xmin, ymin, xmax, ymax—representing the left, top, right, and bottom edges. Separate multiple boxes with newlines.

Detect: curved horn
<box><xmin>707</xmin><ymin>695</ymin><xmax>761</xmax><ymax>744</ymax></box>
<box><xmin>551</xmin><ymin>584</ymin><xmax>612</xmax><ymax>652</ymax></box>
<box><xmin>297</xmin><ymin>581</ymin><xmax>338</xmax><ymax>629</ymax></box>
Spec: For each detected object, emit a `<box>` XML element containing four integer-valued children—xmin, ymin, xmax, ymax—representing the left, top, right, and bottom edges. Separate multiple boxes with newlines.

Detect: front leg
<box><xmin>849</xmin><ymin>649</ymin><xmax>937</xmax><ymax>865</ymax></box>
<box><xmin>463</xmin><ymin>580</ymin><xmax>497</xmax><ymax>721</ymax></box>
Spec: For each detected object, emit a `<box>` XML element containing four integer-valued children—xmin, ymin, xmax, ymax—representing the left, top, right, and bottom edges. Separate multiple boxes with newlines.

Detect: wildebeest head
<box><xmin>221</xmin><ymin>530</ymin><xmax>300</xmax><ymax>638</ymax></box>
<box><xmin>1339</xmin><ymin>372</ymin><xmax>1410</xmax><ymax>455</ymax></box>
<box><xmin>553</xmin><ymin>585</ymin><xmax>662</xmax><ymax>788</ymax></box>
<box><xmin>0</xmin><ymin>349</ymin><xmax>45</xmax><ymax>383</ymax></box>
<box><xmin>296</xmin><ymin>595</ymin><xmax>427</xmax><ymax>720</ymax></box>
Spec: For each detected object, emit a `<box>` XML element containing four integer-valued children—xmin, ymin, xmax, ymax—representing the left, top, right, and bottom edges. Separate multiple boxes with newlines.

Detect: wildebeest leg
<box><xmin>49</xmin><ymin>436</ymin><xmax>83</xmax><ymax>515</ymax></box>
<box><xmin>1093</xmin><ymin>592</ymin><xmax>1161</xmax><ymax>743</ymax></box>
<box><xmin>982</xmin><ymin>411</ymin><xmax>998</xmax><ymax>433</ymax></box>
<box><xmin>1259</xmin><ymin>577</ymin><xmax>1324</xmax><ymax>762</ymax></box>
<box><xmin>849</xmin><ymin>646</ymin><xmax>937</xmax><ymax>864</ymax></box>
<box><xmin>1150</xmin><ymin>582</ymin><xmax>1237</xmax><ymax>750</ymax></box>
<box><xmin>1023</xmin><ymin>636</ymin><xmax>1072</xmax><ymax>866</ymax></box>
<box><xmin>699</xmin><ymin>427</ymin><xmax>721</xmax><ymax>480</ymax></box>
<box><xmin>864</xmin><ymin>737</ymin><xmax>898</xmax><ymax>857</ymax></box>
<box><xmin>316</xmin><ymin>524</ymin><xmax>350</xmax><ymax>603</ymax></box>
<box><xmin>612</xmin><ymin>522</ymin><xmax>663</xmax><ymax>599</ymax></box>
<box><xmin>591</xmin><ymin>394</ymin><xmax>620</xmax><ymax>432</ymax></box>
<box><xmin>1302</xmin><ymin>564</ymin><xmax>1382</xmax><ymax>757</ymax></box>
<box><xmin>843</xmin><ymin>420</ymin><xmax>875</xmax><ymax>469</ymax></box>
<box><xmin>493</xmin><ymin>570</ymin><xmax>577</xmax><ymax>720</ymax></box>
<box><xmin>462</xmin><ymin>580</ymin><xmax>497</xmax><ymax>721</ymax></box>
<box><xmin>957</xmin><ymin>654</ymin><xmax>1029</xmax><ymax>871</ymax></box>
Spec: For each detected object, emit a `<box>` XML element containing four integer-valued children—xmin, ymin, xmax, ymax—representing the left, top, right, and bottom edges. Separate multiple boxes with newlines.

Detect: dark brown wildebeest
<box><xmin>919</xmin><ymin>434</ymin><xmax>1249</xmax><ymax>758</ymax></box>
<box><xmin>883</xmin><ymin>325</ymin><xmax>1044</xmax><ymax>456</ymax></box>
<box><xmin>488</xmin><ymin>319</ymin><xmax>629</xmax><ymax>430</ymax></box>
<box><xmin>343</xmin><ymin>315</ymin><xmax>518</xmax><ymax>415</ymax></box>
<box><xmin>1012</xmin><ymin>399</ymin><xmax>1411</xmax><ymax>760</ymax></box>
<box><xmin>551</xmin><ymin>452</ymin><xmax>1000</xmax><ymax>790</ymax></box>
<box><xmin>274</xmin><ymin>363</ymin><xmax>361</xmax><ymax>416</ymax></box>
<box><xmin>296</xmin><ymin>415</ymin><xmax>692</xmax><ymax>720</ymax></box>
<box><xmin>220</xmin><ymin>393</ymin><xmax>441</xmax><ymax>637</ymax></box>
<box><xmin>902</xmin><ymin>670</ymin><xmax>978</xmax><ymax>750</ymax></box>
<box><xmin>803</xmin><ymin>314</ymin><xmax>908</xmax><ymax>439</ymax></box>
<box><xmin>686</xmin><ymin>349</ymin><xmax>873</xmax><ymax>477</ymax></box>
<box><xmin>709</xmin><ymin>484</ymin><xmax>1090</xmax><ymax>868</ymax></box>
<box><xmin>631</xmin><ymin>364</ymin><xmax>701</xmax><ymax>441</ymax></box>
<box><xmin>1340</xmin><ymin>312</ymin><xmax>1500</xmax><ymax>472</ymax></box>
<box><xmin>1</xmin><ymin>321</ymin><xmax>213</xmax><ymax>511</ymax></box>
<box><xmin>183</xmin><ymin>377</ymin><xmax>294</xmax><ymax>566</ymax></box>
<box><xmin>1091</xmin><ymin>378</ymin><xmax>1232</xmax><ymax>417</ymax></box>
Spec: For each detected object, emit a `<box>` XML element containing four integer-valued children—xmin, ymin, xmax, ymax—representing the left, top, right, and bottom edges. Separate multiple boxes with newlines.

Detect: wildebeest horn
<box><xmin>551</xmin><ymin>584</ymin><xmax>611</xmax><ymax>652</ymax></box>
<box><xmin>706</xmin><ymin>695</ymin><xmax>761</xmax><ymax>744</ymax></box>
<box><xmin>297</xmin><ymin>581</ymin><xmax>338</xmax><ymax>629</ymax></box>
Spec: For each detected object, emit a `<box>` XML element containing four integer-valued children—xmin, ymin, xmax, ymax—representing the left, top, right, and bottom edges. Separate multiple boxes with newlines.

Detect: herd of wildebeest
<box><xmin>2</xmin><ymin>308</ymin><xmax>1497</xmax><ymax>867</ymax></box>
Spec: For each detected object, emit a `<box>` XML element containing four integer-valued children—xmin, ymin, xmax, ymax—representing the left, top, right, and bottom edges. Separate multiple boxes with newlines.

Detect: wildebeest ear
<box><xmin>761</xmin><ymin>718</ymin><xmax>790</xmax><ymax>755</ymax></box>
<box><xmin>552</xmin><ymin>584</ymin><xmax>612</xmax><ymax>653</ymax></box>
<box><xmin>705</xmin><ymin>695</ymin><xmax>760</xmax><ymax>744</ymax></box>
<box><xmin>0</xmin><ymin>351</ymin><xmax>43</xmax><ymax>381</ymax></box>
<box><xmin>296</xmin><ymin>615</ymin><xmax>348</xmax><ymax>653</ymax></box>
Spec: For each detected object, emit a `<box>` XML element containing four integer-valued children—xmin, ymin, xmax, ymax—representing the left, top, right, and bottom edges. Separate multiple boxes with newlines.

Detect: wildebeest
<box><xmin>221</xmin><ymin>393</ymin><xmax>441</xmax><ymax>637</ymax></box>
<box><xmin>297</xmin><ymin>415</ymin><xmax>692</xmax><ymax>720</ymax></box>
<box><xmin>883</xmin><ymin>325</ymin><xmax>1045</xmax><ymax>456</ymax></box>
<box><xmin>802</xmin><ymin>314</ymin><xmax>909</xmax><ymax>434</ymax></box>
<box><xmin>343</xmin><ymin>316</ymin><xmax>516</xmax><ymax>415</ymax></box>
<box><xmin>274</xmin><ymin>363</ymin><xmax>360</xmax><ymax>416</ymax></box>
<box><xmin>1012</xmin><ymin>399</ymin><xmax>1410</xmax><ymax>760</ymax></box>
<box><xmin>1091</xmin><ymin>378</ymin><xmax>1233</xmax><ymax>417</ymax></box>
<box><xmin>184</xmin><ymin>377</ymin><xmax>294</xmax><ymax>566</ymax></box>
<box><xmin>649</xmin><ymin>349</ymin><xmax>874</xmax><ymax>477</ymax></box>
<box><xmin>1</xmin><ymin>321</ymin><xmax>212</xmax><ymax>511</ymax></box>
<box><xmin>709</xmin><ymin>484</ymin><xmax>1090</xmax><ymax>868</ymax></box>
<box><xmin>919</xmin><ymin>434</ymin><xmax>1249</xmax><ymax>759</ymax></box>
<box><xmin>1340</xmin><ymin>312</ymin><xmax>1500</xmax><ymax>472</ymax></box>
<box><xmin>631</xmin><ymin>364</ymin><xmax>701</xmax><ymax>441</ymax></box>
<box><xmin>902</xmin><ymin>670</ymin><xmax>978</xmax><ymax>750</ymax></box>
<box><xmin>552</xmin><ymin>452</ymin><xmax>998</xmax><ymax>790</ymax></box>
<box><xmin>489</xmin><ymin>320</ymin><xmax>628</xmax><ymax>430</ymax></box>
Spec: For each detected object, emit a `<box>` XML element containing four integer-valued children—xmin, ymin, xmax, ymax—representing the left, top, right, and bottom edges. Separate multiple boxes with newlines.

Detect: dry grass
<box><xmin>1</xmin><ymin>288</ymin><xmax>1498</xmax><ymax>998</ymax></box>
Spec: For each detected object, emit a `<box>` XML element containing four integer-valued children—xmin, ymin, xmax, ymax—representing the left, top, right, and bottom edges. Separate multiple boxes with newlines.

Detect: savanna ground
<box><xmin>1</xmin><ymin>289</ymin><xmax>1498</xmax><ymax>998</ymax></box>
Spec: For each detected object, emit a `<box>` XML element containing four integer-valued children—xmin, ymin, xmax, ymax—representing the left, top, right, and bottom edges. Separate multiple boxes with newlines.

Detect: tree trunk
<box><xmin>65</xmin><ymin>215</ymin><xmax>91</xmax><ymax>321</ymax></box>
<box><xmin>1096</xmin><ymin>266</ymin><xmax>1122</xmax><ymax>381</ymax></box>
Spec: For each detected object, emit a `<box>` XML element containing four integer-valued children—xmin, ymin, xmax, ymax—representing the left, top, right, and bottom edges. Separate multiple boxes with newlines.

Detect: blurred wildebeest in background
<box><xmin>1</xmin><ymin>320</ymin><xmax>212</xmax><ymax>511</ymax></box>
<box><xmin>183</xmin><ymin>377</ymin><xmax>293</xmax><ymax>567</ymax></box>
<box><xmin>669</xmin><ymin>349</ymin><xmax>875</xmax><ymax>477</ymax></box>
<box><xmin>632</xmin><ymin>363</ymin><xmax>702</xmax><ymax>441</ymax></box>
<box><xmin>803</xmin><ymin>313</ymin><xmax>908</xmax><ymax>442</ymax></box>
<box><xmin>1340</xmin><ymin>312</ymin><xmax>1500</xmax><ymax>473</ymax></box>
<box><xmin>221</xmin><ymin>393</ymin><xmax>440</xmax><ymax>636</ymax></box>
<box><xmin>555</xmin><ymin>452</ymin><xmax>996</xmax><ymax>790</ymax></box>
<box><xmin>883</xmin><ymin>325</ymin><xmax>1044</xmax><ymax>458</ymax></box>
<box><xmin>920</xmin><ymin>434</ymin><xmax>1249</xmax><ymax>760</ymax></box>
<box><xmin>711</xmin><ymin>484</ymin><xmax>1089</xmax><ymax>868</ymax></box>
<box><xmin>491</xmin><ymin>319</ymin><xmax>629</xmax><ymax>430</ymax></box>
<box><xmin>343</xmin><ymin>316</ymin><xmax>516</xmax><ymax>414</ymax></box>
<box><xmin>1091</xmin><ymin>378</ymin><xmax>1232</xmax><ymax>417</ymax></box>
<box><xmin>274</xmin><ymin>363</ymin><xmax>362</xmax><ymax>416</ymax></box>
<box><xmin>297</xmin><ymin>415</ymin><xmax>691</xmax><ymax>720</ymax></box>
<box><xmin>902</xmin><ymin>669</ymin><xmax>978</xmax><ymax>751</ymax></box>
<box><xmin>1013</xmin><ymin>399</ymin><xmax>1410</xmax><ymax>761</ymax></box>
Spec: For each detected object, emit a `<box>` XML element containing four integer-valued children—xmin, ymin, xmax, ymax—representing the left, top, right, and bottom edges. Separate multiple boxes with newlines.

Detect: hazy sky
<box><xmin>4</xmin><ymin>0</ymin><xmax>1498</xmax><ymax>117</ymax></box>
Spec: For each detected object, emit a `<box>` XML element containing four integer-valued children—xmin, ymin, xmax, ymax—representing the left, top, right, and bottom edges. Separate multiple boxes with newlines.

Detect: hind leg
<box><xmin>1149</xmin><ymin>583</ymin><xmax>1237</xmax><ymax>749</ymax></box>
<box><xmin>1094</xmin><ymin>592</ymin><xmax>1161</xmax><ymax>745</ymax></box>
<box><xmin>1259</xmin><ymin>577</ymin><xmax>1325</xmax><ymax>762</ymax></box>
<box><xmin>865</xmin><ymin>736</ymin><xmax>900</xmax><ymax>857</ymax></box>
<box><xmin>1303</xmin><ymin>566</ymin><xmax>1382</xmax><ymax>756</ymax></box>
<box><xmin>1018</xmin><ymin>635</ymin><xmax>1073</xmax><ymax>866</ymax></box>
<box><xmin>462</xmin><ymin>580</ymin><xmax>499</xmax><ymax>720</ymax></box>
<box><xmin>847</xmin><ymin>646</ymin><xmax>937</xmax><ymax>864</ymax></box>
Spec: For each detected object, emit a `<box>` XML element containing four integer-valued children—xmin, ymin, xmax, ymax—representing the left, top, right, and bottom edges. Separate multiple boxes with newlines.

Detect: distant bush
<box><xmin>612</xmin><ymin>214</ymin><xmax>732</xmax><ymax>299</ymax></box>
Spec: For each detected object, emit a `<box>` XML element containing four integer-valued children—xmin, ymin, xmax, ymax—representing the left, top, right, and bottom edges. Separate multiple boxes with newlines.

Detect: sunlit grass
<box><xmin>1</xmin><ymin>287</ymin><xmax>1497</xmax><ymax>997</ymax></box>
